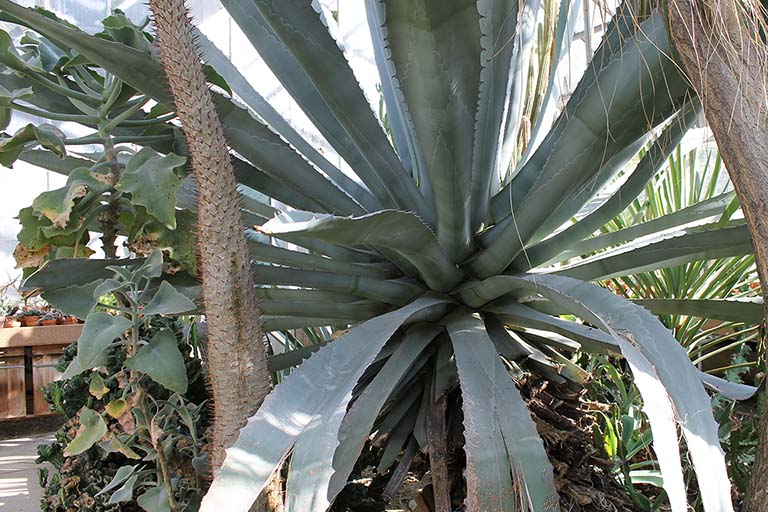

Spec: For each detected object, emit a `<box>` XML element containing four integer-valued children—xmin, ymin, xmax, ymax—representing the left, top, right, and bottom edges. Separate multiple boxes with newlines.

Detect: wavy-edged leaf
<box><xmin>553</xmin><ymin>222</ymin><xmax>753</xmax><ymax>281</ymax></box>
<box><xmin>116</xmin><ymin>148</ymin><xmax>185</xmax><ymax>229</ymax></box>
<box><xmin>141</xmin><ymin>281</ymin><xmax>196</xmax><ymax>316</ymax></box>
<box><xmin>447</xmin><ymin>311</ymin><xmax>559</xmax><ymax>511</ymax></box>
<box><xmin>77</xmin><ymin>312</ymin><xmax>132</xmax><ymax>371</ymax></box>
<box><xmin>0</xmin><ymin>122</ymin><xmax>66</xmax><ymax>167</ymax></box>
<box><xmin>506</xmin><ymin>274</ymin><xmax>734</xmax><ymax>512</ymax></box>
<box><xmin>125</xmin><ymin>329</ymin><xmax>188</xmax><ymax>394</ymax></box>
<box><xmin>0</xmin><ymin>2</ymin><xmax>357</xmax><ymax>217</ymax></box>
<box><xmin>31</xmin><ymin>167</ymin><xmax>107</xmax><ymax>228</ymax></box>
<box><xmin>41</xmin><ymin>280</ymin><xmax>99</xmax><ymax>318</ymax></box>
<box><xmin>381</xmin><ymin>0</ymin><xmax>481</xmax><ymax>260</ymax></box>
<box><xmin>259</xmin><ymin>210</ymin><xmax>463</xmax><ymax>292</ymax></box>
<box><xmin>221</xmin><ymin>0</ymin><xmax>430</xmax><ymax>222</ymax></box>
<box><xmin>200</xmin><ymin>295</ymin><xmax>449</xmax><ymax>512</ymax></box>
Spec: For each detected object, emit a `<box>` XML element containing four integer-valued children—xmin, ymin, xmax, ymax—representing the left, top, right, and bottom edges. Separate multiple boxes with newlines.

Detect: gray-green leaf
<box><xmin>77</xmin><ymin>313</ymin><xmax>132</xmax><ymax>370</ymax></box>
<box><xmin>141</xmin><ymin>281</ymin><xmax>196</xmax><ymax>316</ymax></box>
<box><xmin>125</xmin><ymin>329</ymin><xmax>188</xmax><ymax>394</ymax></box>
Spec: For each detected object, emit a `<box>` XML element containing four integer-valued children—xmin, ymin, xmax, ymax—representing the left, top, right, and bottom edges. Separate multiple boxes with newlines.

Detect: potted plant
<box><xmin>40</xmin><ymin>311</ymin><xmax>58</xmax><ymax>326</ymax></box>
<box><xmin>19</xmin><ymin>309</ymin><xmax>43</xmax><ymax>327</ymax></box>
<box><xmin>0</xmin><ymin>298</ymin><xmax>18</xmax><ymax>327</ymax></box>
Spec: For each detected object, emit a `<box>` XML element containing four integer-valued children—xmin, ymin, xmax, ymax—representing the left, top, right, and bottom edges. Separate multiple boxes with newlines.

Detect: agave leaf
<box><xmin>220</xmin><ymin>0</ymin><xmax>430</xmax><ymax>222</ymax></box>
<box><xmin>381</xmin><ymin>0</ymin><xmax>482</xmax><ymax>260</ymax></box>
<box><xmin>553</xmin><ymin>191</ymin><xmax>735</xmax><ymax>263</ymax></box>
<box><xmin>522</xmin><ymin>100</ymin><xmax>702</xmax><ymax>267</ymax></box>
<box><xmin>195</xmin><ymin>32</ymin><xmax>378</xmax><ymax>212</ymax></box>
<box><xmin>201</xmin><ymin>295</ymin><xmax>448</xmax><ymax>512</ymax></box>
<box><xmin>251</xmin><ymin>265</ymin><xmax>423</xmax><ymax>306</ymax></box>
<box><xmin>254</xmin><ymin>287</ymin><xmax>365</xmax><ymax>304</ymax></box>
<box><xmin>259</xmin><ymin>210</ymin><xmax>463</xmax><ymax>291</ymax></box>
<box><xmin>505</xmin><ymin>0</ymin><xmax>578</xmax><ymax>174</ymax></box>
<box><xmin>364</xmin><ymin>0</ymin><xmax>426</xmax><ymax>197</ymax></box>
<box><xmin>495</xmin><ymin>0</ymin><xmax>541</xmax><ymax>209</ymax></box>
<box><xmin>447</xmin><ymin>311</ymin><xmax>559</xmax><ymax>511</ymax></box>
<box><xmin>473</xmin><ymin>12</ymin><xmax>688</xmax><ymax>278</ymax></box>
<box><xmin>504</xmin><ymin>274</ymin><xmax>733</xmax><ymax>512</ymax></box>
<box><xmin>553</xmin><ymin>221</ymin><xmax>753</xmax><ymax>281</ymax></box>
<box><xmin>231</xmin><ymin>157</ymin><xmax>329</xmax><ymax>214</ymax></box>
<box><xmin>260</xmin><ymin>299</ymin><xmax>388</xmax><ymax>321</ymax></box>
<box><xmin>247</xmin><ymin>234</ymin><xmax>395</xmax><ymax>280</ymax></box>
<box><xmin>483</xmin><ymin>299</ymin><xmax>618</xmax><ymax>354</ymax></box>
<box><xmin>470</xmin><ymin>0</ymin><xmax>529</xmax><ymax>230</ymax></box>
<box><xmin>289</xmin><ymin>325</ymin><xmax>440</xmax><ymax>510</ymax></box>
<box><xmin>699</xmin><ymin>372</ymin><xmax>758</xmax><ymax>400</ymax></box>
<box><xmin>377</xmin><ymin>406</ymin><xmax>419</xmax><ymax>474</ymax></box>
<box><xmin>607</xmin><ymin>339</ymin><xmax>688</xmax><ymax>511</ymax></box>
<box><xmin>215</xmin><ymin>99</ymin><xmax>365</xmax><ymax>216</ymax></box>
<box><xmin>261</xmin><ymin>316</ymin><xmax>353</xmax><ymax>332</ymax></box>
<box><xmin>633</xmin><ymin>298</ymin><xmax>764</xmax><ymax>324</ymax></box>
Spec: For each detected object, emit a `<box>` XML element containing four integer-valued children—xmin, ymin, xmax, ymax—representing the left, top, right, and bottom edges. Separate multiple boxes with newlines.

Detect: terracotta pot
<box><xmin>4</xmin><ymin>317</ymin><xmax>20</xmax><ymax>328</ymax></box>
<box><xmin>41</xmin><ymin>319</ymin><xmax>57</xmax><ymax>326</ymax></box>
<box><xmin>21</xmin><ymin>316</ymin><xmax>40</xmax><ymax>327</ymax></box>
<box><xmin>64</xmin><ymin>317</ymin><xmax>79</xmax><ymax>325</ymax></box>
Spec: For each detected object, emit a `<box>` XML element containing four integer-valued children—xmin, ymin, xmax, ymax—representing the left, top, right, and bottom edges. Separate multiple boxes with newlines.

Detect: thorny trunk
<box><xmin>667</xmin><ymin>1</ymin><xmax>768</xmax><ymax>509</ymax></box>
<box><xmin>148</xmin><ymin>0</ymin><xmax>270</xmax><ymax>478</ymax></box>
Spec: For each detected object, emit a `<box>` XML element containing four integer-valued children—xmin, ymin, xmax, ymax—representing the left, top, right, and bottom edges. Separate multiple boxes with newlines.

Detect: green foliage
<box><xmin>1</xmin><ymin>1</ymin><xmax>761</xmax><ymax>511</ymax></box>
<box><xmin>36</xmin><ymin>259</ymin><xmax>208</xmax><ymax>512</ymax></box>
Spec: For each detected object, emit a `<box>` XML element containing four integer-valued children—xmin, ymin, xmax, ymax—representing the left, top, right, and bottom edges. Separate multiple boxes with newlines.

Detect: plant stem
<box><xmin>99</xmin><ymin>126</ymin><xmax>121</xmax><ymax>258</ymax></box>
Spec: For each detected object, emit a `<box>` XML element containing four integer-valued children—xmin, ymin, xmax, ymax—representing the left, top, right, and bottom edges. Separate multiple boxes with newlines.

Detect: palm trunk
<box><xmin>148</xmin><ymin>0</ymin><xmax>270</xmax><ymax>475</ymax></box>
<box><xmin>667</xmin><ymin>1</ymin><xmax>768</xmax><ymax>509</ymax></box>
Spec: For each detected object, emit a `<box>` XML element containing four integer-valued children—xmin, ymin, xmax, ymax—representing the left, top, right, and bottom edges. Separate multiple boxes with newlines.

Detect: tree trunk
<box><xmin>148</xmin><ymin>0</ymin><xmax>271</xmax><ymax>475</ymax></box>
<box><xmin>667</xmin><ymin>1</ymin><xmax>768</xmax><ymax>510</ymax></box>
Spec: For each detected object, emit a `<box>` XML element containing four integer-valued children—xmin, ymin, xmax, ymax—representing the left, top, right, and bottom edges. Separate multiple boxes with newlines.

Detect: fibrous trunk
<box><xmin>667</xmin><ymin>1</ymin><xmax>768</xmax><ymax>509</ymax></box>
<box><xmin>148</xmin><ymin>0</ymin><xmax>270</xmax><ymax>473</ymax></box>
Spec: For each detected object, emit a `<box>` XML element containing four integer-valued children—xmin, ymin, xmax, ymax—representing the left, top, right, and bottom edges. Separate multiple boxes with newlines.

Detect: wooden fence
<box><xmin>0</xmin><ymin>325</ymin><xmax>82</xmax><ymax>419</ymax></box>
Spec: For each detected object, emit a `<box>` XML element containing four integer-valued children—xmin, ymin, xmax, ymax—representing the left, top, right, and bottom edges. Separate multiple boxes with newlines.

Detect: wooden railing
<box><xmin>0</xmin><ymin>325</ymin><xmax>82</xmax><ymax>419</ymax></box>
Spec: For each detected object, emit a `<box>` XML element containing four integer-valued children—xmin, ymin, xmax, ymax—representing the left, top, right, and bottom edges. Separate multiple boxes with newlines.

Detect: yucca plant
<box><xmin>602</xmin><ymin>145</ymin><xmax>762</xmax><ymax>372</ymax></box>
<box><xmin>0</xmin><ymin>0</ymin><xmax>762</xmax><ymax>511</ymax></box>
